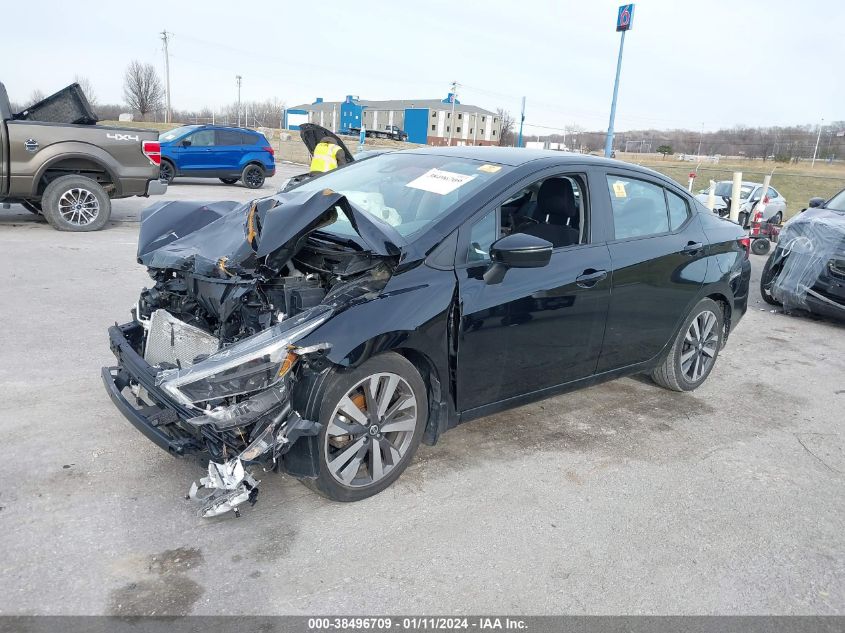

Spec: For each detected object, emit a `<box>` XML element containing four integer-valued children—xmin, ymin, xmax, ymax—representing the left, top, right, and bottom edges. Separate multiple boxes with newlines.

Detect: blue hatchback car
<box><xmin>158</xmin><ymin>125</ymin><xmax>276</xmax><ymax>189</ymax></box>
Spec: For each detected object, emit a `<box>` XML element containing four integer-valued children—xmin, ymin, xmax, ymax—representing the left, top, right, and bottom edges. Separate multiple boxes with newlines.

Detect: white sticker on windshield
<box><xmin>405</xmin><ymin>169</ymin><xmax>476</xmax><ymax>195</ymax></box>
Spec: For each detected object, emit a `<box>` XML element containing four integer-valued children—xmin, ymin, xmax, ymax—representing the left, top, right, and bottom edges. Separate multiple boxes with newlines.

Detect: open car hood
<box><xmin>299</xmin><ymin>123</ymin><xmax>355</xmax><ymax>164</ymax></box>
<box><xmin>137</xmin><ymin>189</ymin><xmax>403</xmax><ymax>275</ymax></box>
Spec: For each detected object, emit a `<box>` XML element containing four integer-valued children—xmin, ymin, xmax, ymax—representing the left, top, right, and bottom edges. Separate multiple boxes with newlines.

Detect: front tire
<box><xmin>770</xmin><ymin>211</ymin><xmax>783</xmax><ymax>225</ymax></box>
<box><xmin>651</xmin><ymin>298</ymin><xmax>724</xmax><ymax>392</ymax></box>
<box><xmin>760</xmin><ymin>251</ymin><xmax>783</xmax><ymax>306</ymax></box>
<box><xmin>241</xmin><ymin>164</ymin><xmax>265</xmax><ymax>189</ymax></box>
<box><xmin>41</xmin><ymin>175</ymin><xmax>110</xmax><ymax>232</ymax></box>
<box><xmin>302</xmin><ymin>352</ymin><xmax>428</xmax><ymax>502</ymax></box>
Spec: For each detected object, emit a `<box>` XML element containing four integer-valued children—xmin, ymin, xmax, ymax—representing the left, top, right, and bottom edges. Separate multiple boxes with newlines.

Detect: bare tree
<box><xmin>497</xmin><ymin>108</ymin><xmax>514</xmax><ymax>146</ymax></box>
<box><xmin>27</xmin><ymin>89</ymin><xmax>45</xmax><ymax>107</ymax></box>
<box><xmin>123</xmin><ymin>61</ymin><xmax>164</xmax><ymax>119</ymax></box>
<box><xmin>74</xmin><ymin>75</ymin><xmax>97</xmax><ymax>107</ymax></box>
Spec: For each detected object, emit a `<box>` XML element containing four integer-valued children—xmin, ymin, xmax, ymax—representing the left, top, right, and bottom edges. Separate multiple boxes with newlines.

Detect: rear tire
<box><xmin>760</xmin><ymin>251</ymin><xmax>783</xmax><ymax>306</ymax></box>
<box><xmin>219</xmin><ymin>177</ymin><xmax>239</xmax><ymax>185</ymax></box>
<box><xmin>41</xmin><ymin>175</ymin><xmax>110</xmax><ymax>232</ymax></box>
<box><xmin>651</xmin><ymin>298</ymin><xmax>724</xmax><ymax>392</ymax></box>
<box><xmin>770</xmin><ymin>211</ymin><xmax>783</xmax><ymax>225</ymax></box>
<box><xmin>241</xmin><ymin>164</ymin><xmax>265</xmax><ymax>189</ymax></box>
<box><xmin>159</xmin><ymin>160</ymin><xmax>175</xmax><ymax>184</ymax></box>
<box><xmin>301</xmin><ymin>352</ymin><xmax>428</xmax><ymax>502</ymax></box>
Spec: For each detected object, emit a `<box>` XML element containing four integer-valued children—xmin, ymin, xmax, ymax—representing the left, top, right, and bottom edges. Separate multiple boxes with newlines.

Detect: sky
<box><xmin>2</xmin><ymin>0</ymin><xmax>842</xmax><ymax>134</ymax></box>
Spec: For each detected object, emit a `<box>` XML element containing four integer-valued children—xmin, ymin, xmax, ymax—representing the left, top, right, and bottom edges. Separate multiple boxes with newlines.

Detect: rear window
<box><xmin>216</xmin><ymin>130</ymin><xmax>243</xmax><ymax>146</ymax></box>
<box><xmin>242</xmin><ymin>132</ymin><xmax>261</xmax><ymax>145</ymax></box>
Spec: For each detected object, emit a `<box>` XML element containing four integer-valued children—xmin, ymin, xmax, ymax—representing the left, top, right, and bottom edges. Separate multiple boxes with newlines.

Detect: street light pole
<box><xmin>605</xmin><ymin>4</ymin><xmax>634</xmax><ymax>158</ymax></box>
<box><xmin>448</xmin><ymin>81</ymin><xmax>457</xmax><ymax>146</ymax></box>
<box><xmin>696</xmin><ymin>122</ymin><xmax>704</xmax><ymax>158</ymax></box>
<box><xmin>517</xmin><ymin>96</ymin><xmax>525</xmax><ymax>148</ymax></box>
<box><xmin>236</xmin><ymin>75</ymin><xmax>242</xmax><ymax>127</ymax></box>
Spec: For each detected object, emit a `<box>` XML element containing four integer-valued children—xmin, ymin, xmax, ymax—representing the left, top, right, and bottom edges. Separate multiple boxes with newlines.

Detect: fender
<box><xmin>30</xmin><ymin>141</ymin><xmax>122</xmax><ymax>196</ymax></box>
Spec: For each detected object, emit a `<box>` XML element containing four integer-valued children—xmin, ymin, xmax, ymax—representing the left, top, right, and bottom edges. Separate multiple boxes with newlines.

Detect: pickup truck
<box><xmin>347</xmin><ymin>124</ymin><xmax>408</xmax><ymax>142</ymax></box>
<box><xmin>0</xmin><ymin>82</ymin><xmax>165</xmax><ymax>231</ymax></box>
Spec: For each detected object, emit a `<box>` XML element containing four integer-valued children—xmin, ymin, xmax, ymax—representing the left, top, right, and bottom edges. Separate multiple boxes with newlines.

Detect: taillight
<box><xmin>262</xmin><ymin>145</ymin><xmax>275</xmax><ymax>157</ymax></box>
<box><xmin>142</xmin><ymin>140</ymin><xmax>161</xmax><ymax>166</ymax></box>
<box><xmin>738</xmin><ymin>236</ymin><xmax>750</xmax><ymax>258</ymax></box>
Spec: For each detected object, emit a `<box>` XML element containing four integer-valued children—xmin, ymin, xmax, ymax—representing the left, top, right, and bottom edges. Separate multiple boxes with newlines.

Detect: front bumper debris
<box><xmin>187</xmin><ymin>459</ymin><xmax>259</xmax><ymax>518</ymax></box>
<box><xmin>103</xmin><ymin>320</ymin><xmax>323</xmax><ymax>518</ymax></box>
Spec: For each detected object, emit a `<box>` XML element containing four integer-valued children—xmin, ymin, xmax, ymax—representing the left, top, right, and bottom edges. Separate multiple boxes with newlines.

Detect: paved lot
<box><xmin>0</xmin><ymin>171</ymin><xmax>843</xmax><ymax>615</ymax></box>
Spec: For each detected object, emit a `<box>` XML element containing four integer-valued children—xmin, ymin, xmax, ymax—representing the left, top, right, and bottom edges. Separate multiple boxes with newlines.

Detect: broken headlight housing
<box><xmin>157</xmin><ymin>306</ymin><xmax>331</xmax><ymax>405</ymax></box>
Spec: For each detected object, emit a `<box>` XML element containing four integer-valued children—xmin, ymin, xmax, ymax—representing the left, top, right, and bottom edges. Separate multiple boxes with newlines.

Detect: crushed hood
<box><xmin>137</xmin><ymin>189</ymin><xmax>403</xmax><ymax>275</ymax></box>
<box><xmin>299</xmin><ymin>123</ymin><xmax>355</xmax><ymax>164</ymax></box>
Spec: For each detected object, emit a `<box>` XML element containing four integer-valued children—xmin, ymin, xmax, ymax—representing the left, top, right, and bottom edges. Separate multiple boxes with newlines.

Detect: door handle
<box><xmin>683</xmin><ymin>241</ymin><xmax>704</xmax><ymax>255</ymax></box>
<box><xmin>575</xmin><ymin>269</ymin><xmax>607</xmax><ymax>288</ymax></box>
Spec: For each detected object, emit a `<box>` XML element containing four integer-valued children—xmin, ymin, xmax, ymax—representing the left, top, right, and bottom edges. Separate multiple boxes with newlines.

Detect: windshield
<box><xmin>826</xmin><ymin>189</ymin><xmax>845</xmax><ymax>212</ymax></box>
<box><xmin>713</xmin><ymin>182</ymin><xmax>755</xmax><ymax>199</ymax></box>
<box><xmin>159</xmin><ymin>125</ymin><xmax>199</xmax><ymax>142</ymax></box>
<box><xmin>291</xmin><ymin>153</ymin><xmax>511</xmax><ymax>239</ymax></box>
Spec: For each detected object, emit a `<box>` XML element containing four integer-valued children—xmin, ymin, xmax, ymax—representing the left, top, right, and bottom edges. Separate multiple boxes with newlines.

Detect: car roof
<box><xmin>397</xmin><ymin>146</ymin><xmax>682</xmax><ymax>187</ymax></box>
<box><xmin>402</xmin><ymin>145</ymin><xmax>626</xmax><ymax>167</ymax></box>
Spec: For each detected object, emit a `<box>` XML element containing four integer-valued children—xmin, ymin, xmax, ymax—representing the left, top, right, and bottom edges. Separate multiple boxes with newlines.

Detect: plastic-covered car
<box><xmin>761</xmin><ymin>189</ymin><xmax>845</xmax><ymax>320</ymax></box>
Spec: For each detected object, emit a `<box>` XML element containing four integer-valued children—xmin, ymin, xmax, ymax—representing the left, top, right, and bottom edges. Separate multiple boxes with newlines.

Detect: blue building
<box><xmin>287</xmin><ymin>95</ymin><xmax>501</xmax><ymax>146</ymax></box>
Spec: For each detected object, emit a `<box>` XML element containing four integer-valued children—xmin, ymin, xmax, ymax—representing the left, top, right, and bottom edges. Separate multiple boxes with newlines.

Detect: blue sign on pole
<box><xmin>617</xmin><ymin>4</ymin><xmax>634</xmax><ymax>31</ymax></box>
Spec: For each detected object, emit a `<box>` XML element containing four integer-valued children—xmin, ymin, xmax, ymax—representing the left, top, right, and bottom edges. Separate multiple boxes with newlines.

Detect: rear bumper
<box><xmin>145</xmin><ymin>178</ymin><xmax>167</xmax><ymax>196</ymax></box>
<box><xmin>102</xmin><ymin>323</ymin><xmax>202</xmax><ymax>456</ymax></box>
<box><xmin>731</xmin><ymin>258</ymin><xmax>752</xmax><ymax>329</ymax></box>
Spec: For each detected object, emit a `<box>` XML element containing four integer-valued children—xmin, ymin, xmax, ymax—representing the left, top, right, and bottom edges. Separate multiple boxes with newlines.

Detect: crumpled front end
<box><xmin>103</xmin><ymin>188</ymin><xmax>400</xmax><ymax>518</ymax></box>
<box><xmin>102</xmin><ymin>309</ymin><xmax>331</xmax><ymax>517</ymax></box>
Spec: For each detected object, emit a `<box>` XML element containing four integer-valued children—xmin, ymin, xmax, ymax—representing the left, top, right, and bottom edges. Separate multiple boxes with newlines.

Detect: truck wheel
<box><xmin>21</xmin><ymin>200</ymin><xmax>42</xmax><ymax>215</ymax></box>
<box><xmin>42</xmin><ymin>175</ymin><xmax>111</xmax><ymax>232</ymax></box>
<box><xmin>241</xmin><ymin>164</ymin><xmax>265</xmax><ymax>189</ymax></box>
<box><xmin>159</xmin><ymin>160</ymin><xmax>175</xmax><ymax>184</ymax></box>
<box><xmin>301</xmin><ymin>352</ymin><xmax>428</xmax><ymax>502</ymax></box>
<box><xmin>751</xmin><ymin>238</ymin><xmax>771</xmax><ymax>256</ymax></box>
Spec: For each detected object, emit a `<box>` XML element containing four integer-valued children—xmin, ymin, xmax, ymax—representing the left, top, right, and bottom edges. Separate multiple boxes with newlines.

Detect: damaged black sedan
<box><xmin>103</xmin><ymin>148</ymin><xmax>751</xmax><ymax>517</ymax></box>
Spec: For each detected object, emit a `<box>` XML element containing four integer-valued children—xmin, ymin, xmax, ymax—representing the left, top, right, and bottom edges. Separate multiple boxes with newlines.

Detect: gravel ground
<box><xmin>0</xmin><ymin>169</ymin><xmax>842</xmax><ymax>615</ymax></box>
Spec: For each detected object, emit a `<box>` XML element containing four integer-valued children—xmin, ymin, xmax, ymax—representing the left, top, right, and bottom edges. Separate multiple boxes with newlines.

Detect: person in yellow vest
<box><xmin>310</xmin><ymin>136</ymin><xmax>347</xmax><ymax>173</ymax></box>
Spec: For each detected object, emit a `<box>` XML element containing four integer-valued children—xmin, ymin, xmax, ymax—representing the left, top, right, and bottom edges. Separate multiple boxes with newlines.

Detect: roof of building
<box><xmin>289</xmin><ymin>98</ymin><xmax>497</xmax><ymax>117</ymax></box>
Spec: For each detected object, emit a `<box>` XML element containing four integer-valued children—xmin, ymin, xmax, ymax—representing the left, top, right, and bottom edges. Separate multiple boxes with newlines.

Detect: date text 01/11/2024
<box><xmin>306</xmin><ymin>617</ymin><xmax>528</xmax><ymax>630</ymax></box>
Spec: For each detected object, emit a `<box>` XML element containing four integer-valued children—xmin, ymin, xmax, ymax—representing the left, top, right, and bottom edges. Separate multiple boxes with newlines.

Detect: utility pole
<box><xmin>236</xmin><ymin>75</ymin><xmax>242</xmax><ymax>127</ymax></box>
<box><xmin>696</xmin><ymin>122</ymin><xmax>704</xmax><ymax>158</ymax></box>
<box><xmin>160</xmin><ymin>30</ymin><xmax>172</xmax><ymax>124</ymax></box>
<box><xmin>605</xmin><ymin>4</ymin><xmax>635</xmax><ymax>158</ymax></box>
<box><xmin>811</xmin><ymin>118</ymin><xmax>824</xmax><ymax>167</ymax></box>
<box><xmin>517</xmin><ymin>96</ymin><xmax>525</xmax><ymax>148</ymax></box>
<box><xmin>448</xmin><ymin>81</ymin><xmax>458</xmax><ymax>146</ymax></box>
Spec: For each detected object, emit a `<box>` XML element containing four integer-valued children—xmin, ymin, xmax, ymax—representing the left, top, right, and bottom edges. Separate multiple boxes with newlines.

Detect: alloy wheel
<box><xmin>244</xmin><ymin>166</ymin><xmax>264</xmax><ymax>188</ymax></box>
<box><xmin>57</xmin><ymin>188</ymin><xmax>100</xmax><ymax>226</ymax></box>
<box><xmin>681</xmin><ymin>310</ymin><xmax>719</xmax><ymax>382</ymax></box>
<box><xmin>324</xmin><ymin>372</ymin><xmax>418</xmax><ymax>488</ymax></box>
<box><xmin>159</xmin><ymin>162</ymin><xmax>174</xmax><ymax>182</ymax></box>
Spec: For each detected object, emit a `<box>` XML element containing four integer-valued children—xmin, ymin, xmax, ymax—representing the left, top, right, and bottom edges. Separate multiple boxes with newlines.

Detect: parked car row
<box><xmin>694</xmin><ymin>180</ymin><xmax>787</xmax><ymax>228</ymax></box>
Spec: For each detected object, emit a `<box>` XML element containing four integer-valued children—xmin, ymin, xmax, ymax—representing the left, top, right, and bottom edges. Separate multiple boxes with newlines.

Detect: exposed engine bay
<box><xmin>106</xmin><ymin>188</ymin><xmax>402</xmax><ymax>518</ymax></box>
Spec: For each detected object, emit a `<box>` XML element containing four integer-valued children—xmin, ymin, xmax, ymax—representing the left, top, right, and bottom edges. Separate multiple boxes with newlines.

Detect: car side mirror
<box><xmin>808</xmin><ymin>197</ymin><xmax>825</xmax><ymax>208</ymax></box>
<box><xmin>181</xmin><ymin>139</ymin><xmax>192</xmax><ymax>147</ymax></box>
<box><xmin>483</xmin><ymin>233</ymin><xmax>553</xmax><ymax>285</ymax></box>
